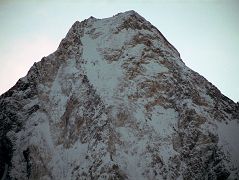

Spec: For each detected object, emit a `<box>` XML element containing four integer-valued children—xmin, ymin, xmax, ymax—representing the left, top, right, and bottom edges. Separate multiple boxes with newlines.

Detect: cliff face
<box><xmin>0</xmin><ymin>10</ymin><xmax>238</xmax><ymax>180</ymax></box>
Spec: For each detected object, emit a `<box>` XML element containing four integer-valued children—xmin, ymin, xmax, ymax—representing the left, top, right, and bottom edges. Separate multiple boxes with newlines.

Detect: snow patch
<box><xmin>217</xmin><ymin>120</ymin><xmax>239</xmax><ymax>169</ymax></box>
<box><xmin>142</xmin><ymin>61</ymin><xmax>168</xmax><ymax>76</ymax></box>
<box><xmin>149</xmin><ymin>106</ymin><xmax>178</xmax><ymax>138</ymax></box>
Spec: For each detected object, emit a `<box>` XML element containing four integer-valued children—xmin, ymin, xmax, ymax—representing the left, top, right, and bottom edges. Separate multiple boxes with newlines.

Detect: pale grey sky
<box><xmin>0</xmin><ymin>0</ymin><xmax>238</xmax><ymax>102</ymax></box>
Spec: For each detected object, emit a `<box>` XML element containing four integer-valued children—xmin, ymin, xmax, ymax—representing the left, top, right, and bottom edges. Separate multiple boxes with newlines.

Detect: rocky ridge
<box><xmin>0</xmin><ymin>10</ymin><xmax>239</xmax><ymax>179</ymax></box>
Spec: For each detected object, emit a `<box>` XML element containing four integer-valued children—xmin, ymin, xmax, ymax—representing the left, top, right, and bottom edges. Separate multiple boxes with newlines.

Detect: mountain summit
<box><xmin>0</xmin><ymin>10</ymin><xmax>239</xmax><ymax>179</ymax></box>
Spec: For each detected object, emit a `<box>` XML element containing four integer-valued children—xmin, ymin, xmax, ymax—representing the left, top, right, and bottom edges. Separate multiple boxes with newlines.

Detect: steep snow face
<box><xmin>0</xmin><ymin>10</ymin><xmax>239</xmax><ymax>180</ymax></box>
<box><xmin>81</xmin><ymin>34</ymin><xmax>123</xmax><ymax>106</ymax></box>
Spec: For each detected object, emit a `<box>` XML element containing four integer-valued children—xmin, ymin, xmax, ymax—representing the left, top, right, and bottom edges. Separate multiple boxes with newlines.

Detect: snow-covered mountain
<box><xmin>0</xmin><ymin>10</ymin><xmax>239</xmax><ymax>180</ymax></box>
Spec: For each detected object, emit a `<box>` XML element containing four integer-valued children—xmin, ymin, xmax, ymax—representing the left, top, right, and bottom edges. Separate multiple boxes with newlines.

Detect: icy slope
<box><xmin>0</xmin><ymin>10</ymin><xmax>239</xmax><ymax>179</ymax></box>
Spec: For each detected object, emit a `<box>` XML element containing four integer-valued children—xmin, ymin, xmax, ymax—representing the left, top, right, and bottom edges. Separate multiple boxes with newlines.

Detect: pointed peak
<box><xmin>114</xmin><ymin>10</ymin><xmax>144</xmax><ymax>21</ymax></box>
<box><xmin>120</xmin><ymin>10</ymin><xmax>139</xmax><ymax>16</ymax></box>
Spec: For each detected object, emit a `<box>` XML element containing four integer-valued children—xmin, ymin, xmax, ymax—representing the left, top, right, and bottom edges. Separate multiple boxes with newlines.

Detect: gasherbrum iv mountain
<box><xmin>0</xmin><ymin>10</ymin><xmax>239</xmax><ymax>180</ymax></box>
